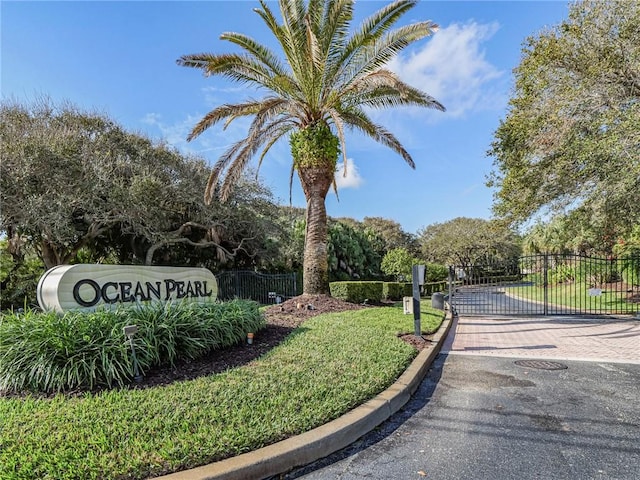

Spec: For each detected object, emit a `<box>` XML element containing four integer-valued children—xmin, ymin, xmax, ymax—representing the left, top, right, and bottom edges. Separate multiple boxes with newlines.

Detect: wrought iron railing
<box><xmin>215</xmin><ymin>270</ymin><xmax>297</xmax><ymax>305</ymax></box>
<box><xmin>449</xmin><ymin>254</ymin><xmax>639</xmax><ymax>316</ymax></box>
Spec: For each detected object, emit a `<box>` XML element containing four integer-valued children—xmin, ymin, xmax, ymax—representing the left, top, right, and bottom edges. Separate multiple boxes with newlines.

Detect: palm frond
<box><xmin>331</xmin><ymin>176</ymin><xmax>340</xmax><ymax>200</ymax></box>
<box><xmin>320</xmin><ymin>0</ymin><xmax>354</xmax><ymax>100</ymax></box>
<box><xmin>176</xmin><ymin>53</ymin><xmax>218</xmax><ymax>70</ymax></box>
<box><xmin>327</xmin><ymin>108</ymin><xmax>348</xmax><ymax>168</ymax></box>
<box><xmin>204</xmin><ymin>142</ymin><xmax>244</xmax><ymax>204</ymax></box>
<box><xmin>289</xmin><ymin>163</ymin><xmax>296</xmax><ymax>205</ymax></box>
<box><xmin>220</xmin><ymin>32</ymin><xmax>287</xmax><ymax>77</ymax></box>
<box><xmin>223</xmin><ymin>97</ymin><xmax>290</xmax><ymax>132</ymax></box>
<box><xmin>220</xmin><ymin>120</ymin><xmax>292</xmax><ymax>201</ymax></box>
<box><xmin>326</xmin><ymin>0</ymin><xmax>416</xmax><ymax>84</ymax></box>
<box><xmin>255</xmin><ymin>0</ymin><xmax>302</xmax><ymax>81</ymax></box>
<box><xmin>178</xmin><ymin>53</ymin><xmax>277</xmax><ymax>92</ymax></box>
<box><xmin>215</xmin><ymin>117</ymin><xmax>296</xmax><ymax>203</ymax></box>
<box><xmin>347</xmin><ymin>0</ymin><xmax>417</xmax><ymax>49</ymax></box>
<box><xmin>307</xmin><ymin>0</ymin><xmax>325</xmax><ymax>35</ymax></box>
<box><xmin>343</xmin><ymin>21</ymin><xmax>439</xmax><ymax>86</ymax></box>
<box><xmin>343</xmin><ymin>70</ymin><xmax>445</xmax><ymax>111</ymax></box>
<box><xmin>305</xmin><ymin>13</ymin><xmax>323</xmax><ymax>73</ymax></box>
<box><xmin>254</xmin><ymin>1</ymin><xmax>286</xmax><ymax>41</ymax></box>
<box><xmin>188</xmin><ymin>99</ymin><xmax>281</xmax><ymax>141</ymax></box>
<box><xmin>278</xmin><ymin>0</ymin><xmax>310</xmax><ymax>84</ymax></box>
<box><xmin>340</xmin><ymin>108</ymin><xmax>415</xmax><ymax>168</ymax></box>
<box><xmin>219</xmin><ymin>142</ymin><xmax>260</xmax><ymax>202</ymax></box>
<box><xmin>284</xmin><ymin>0</ymin><xmax>308</xmax><ymax>29</ymax></box>
<box><xmin>255</xmin><ymin>121</ymin><xmax>296</xmax><ymax>174</ymax></box>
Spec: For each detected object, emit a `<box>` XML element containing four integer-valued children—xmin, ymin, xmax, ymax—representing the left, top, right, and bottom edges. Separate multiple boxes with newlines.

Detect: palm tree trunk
<box><xmin>298</xmin><ymin>166</ymin><xmax>334</xmax><ymax>295</ymax></box>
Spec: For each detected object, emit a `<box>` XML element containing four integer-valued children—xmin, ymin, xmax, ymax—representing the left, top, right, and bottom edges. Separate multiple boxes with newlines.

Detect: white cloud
<box><xmin>335</xmin><ymin>159</ymin><xmax>364</xmax><ymax>189</ymax></box>
<box><xmin>461</xmin><ymin>183</ymin><xmax>480</xmax><ymax>197</ymax></box>
<box><xmin>142</xmin><ymin>113</ymin><xmax>200</xmax><ymax>151</ymax></box>
<box><xmin>388</xmin><ymin>21</ymin><xmax>504</xmax><ymax>117</ymax></box>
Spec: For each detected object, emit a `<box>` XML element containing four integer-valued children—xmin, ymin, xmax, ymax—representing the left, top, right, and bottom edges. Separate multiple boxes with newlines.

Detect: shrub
<box><xmin>0</xmin><ymin>299</ymin><xmax>263</xmax><ymax>393</ymax></box>
<box><xmin>548</xmin><ymin>263</ymin><xmax>575</xmax><ymax>285</ymax></box>
<box><xmin>0</xmin><ymin>242</ymin><xmax>44</xmax><ymax>310</ymax></box>
<box><xmin>382</xmin><ymin>282</ymin><xmax>401</xmax><ymax>301</ymax></box>
<box><xmin>423</xmin><ymin>281</ymin><xmax>448</xmax><ymax>296</ymax></box>
<box><xmin>330</xmin><ymin>281</ymin><xmax>383</xmax><ymax>303</ymax></box>
<box><xmin>382</xmin><ymin>282</ymin><xmax>413</xmax><ymax>300</ymax></box>
<box><xmin>381</xmin><ymin>248</ymin><xmax>420</xmax><ymax>282</ymax></box>
<box><xmin>425</xmin><ymin>263</ymin><xmax>448</xmax><ymax>282</ymax></box>
<box><xmin>575</xmin><ymin>258</ymin><xmax>620</xmax><ymax>286</ymax></box>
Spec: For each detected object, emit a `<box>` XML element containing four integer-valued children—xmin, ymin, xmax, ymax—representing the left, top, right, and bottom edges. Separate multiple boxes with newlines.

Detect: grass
<box><xmin>0</xmin><ymin>301</ymin><xmax>443</xmax><ymax>480</ymax></box>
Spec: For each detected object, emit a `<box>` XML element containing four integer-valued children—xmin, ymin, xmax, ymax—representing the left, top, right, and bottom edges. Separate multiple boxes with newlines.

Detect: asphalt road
<box><xmin>283</xmin><ymin>354</ymin><xmax>640</xmax><ymax>480</ymax></box>
<box><xmin>451</xmin><ymin>284</ymin><xmax>545</xmax><ymax>315</ymax></box>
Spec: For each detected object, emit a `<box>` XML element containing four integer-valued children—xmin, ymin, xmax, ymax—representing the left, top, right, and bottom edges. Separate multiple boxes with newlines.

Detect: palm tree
<box><xmin>177</xmin><ymin>0</ymin><xmax>445</xmax><ymax>295</ymax></box>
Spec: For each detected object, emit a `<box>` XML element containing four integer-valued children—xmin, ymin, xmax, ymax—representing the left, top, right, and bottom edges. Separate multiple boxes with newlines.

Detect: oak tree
<box><xmin>488</xmin><ymin>0</ymin><xmax>640</xmax><ymax>233</ymax></box>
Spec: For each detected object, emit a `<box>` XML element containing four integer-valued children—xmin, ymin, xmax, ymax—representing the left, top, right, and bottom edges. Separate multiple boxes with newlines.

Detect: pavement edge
<box><xmin>158</xmin><ymin>309</ymin><xmax>454</xmax><ymax>480</ymax></box>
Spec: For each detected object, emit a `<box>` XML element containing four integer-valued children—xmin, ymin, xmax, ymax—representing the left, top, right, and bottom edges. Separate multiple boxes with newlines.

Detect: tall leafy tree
<box><xmin>177</xmin><ymin>0</ymin><xmax>444</xmax><ymax>295</ymax></box>
<box><xmin>488</xmin><ymin>0</ymin><xmax>640</xmax><ymax>232</ymax></box>
<box><xmin>522</xmin><ymin>212</ymin><xmax>625</xmax><ymax>257</ymax></box>
<box><xmin>363</xmin><ymin>216</ymin><xmax>418</xmax><ymax>255</ymax></box>
<box><xmin>418</xmin><ymin>217</ymin><xmax>521</xmax><ymax>268</ymax></box>
<box><xmin>0</xmin><ymin>99</ymin><xmax>278</xmax><ymax>271</ymax></box>
<box><xmin>327</xmin><ymin>219</ymin><xmax>382</xmax><ymax>280</ymax></box>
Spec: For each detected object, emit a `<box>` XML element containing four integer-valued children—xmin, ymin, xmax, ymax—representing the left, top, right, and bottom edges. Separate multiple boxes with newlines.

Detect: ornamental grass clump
<box><xmin>0</xmin><ymin>299</ymin><xmax>263</xmax><ymax>393</ymax></box>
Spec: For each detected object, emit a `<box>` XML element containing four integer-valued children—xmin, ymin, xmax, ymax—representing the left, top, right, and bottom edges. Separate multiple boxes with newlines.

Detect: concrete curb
<box><xmin>158</xmin><ymin>310</ymin><xmax>454</xmax><ymax>480</ymax></box>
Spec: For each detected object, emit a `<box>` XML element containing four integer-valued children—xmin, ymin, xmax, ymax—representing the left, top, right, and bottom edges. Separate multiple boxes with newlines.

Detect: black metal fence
<box><xmin>449</xmin><ymin>254</ymin><xmax>640</xmax><ymax>316</ymax></box>
<box><xmin>215</xmin><ymin>270</ymin><xmax>297</xmax><ymax>305</ymax></box>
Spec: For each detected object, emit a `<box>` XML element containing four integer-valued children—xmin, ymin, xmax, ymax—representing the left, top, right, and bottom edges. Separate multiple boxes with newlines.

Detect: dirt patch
<box><xmin>398</xmin><ymin>333</ymin><xmax>434</xmax><ymax>351</ymax></box>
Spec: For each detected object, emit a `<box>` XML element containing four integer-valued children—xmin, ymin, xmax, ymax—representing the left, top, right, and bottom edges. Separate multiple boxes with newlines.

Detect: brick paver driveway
<box><xmin>442</xmin><ymin>314</ymin><xmax>640</xmax><ymax>364</ymax></box>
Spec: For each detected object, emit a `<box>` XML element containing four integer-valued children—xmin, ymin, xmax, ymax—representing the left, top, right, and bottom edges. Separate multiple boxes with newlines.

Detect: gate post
<box><xmin>448</xmin><ymin>266</ymin><xmax>455</xmax><ymax>312</ymax></box>
<box><xmin>543</xmin><ymin>254</ymin><xmax>549</xmax><ymax>316</ymax></box>
<box><xmin>412</xmin><ymin>265</ymin><xmax>422</xmax><ymax>337</ymax></box>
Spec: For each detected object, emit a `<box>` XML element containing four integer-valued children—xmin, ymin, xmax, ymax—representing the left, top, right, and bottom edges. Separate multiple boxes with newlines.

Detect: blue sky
<box><xmin>1</xmin><ymin>0</ymin><xmax>570</xmax><ymax>234</ymax></box>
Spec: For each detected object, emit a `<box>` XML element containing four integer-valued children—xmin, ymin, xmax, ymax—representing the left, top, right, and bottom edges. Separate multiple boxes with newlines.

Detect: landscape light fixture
<box><xmin>123</xmin><ymin>325</ymin><xmax>143</xmax><ymax>383</ymax></box>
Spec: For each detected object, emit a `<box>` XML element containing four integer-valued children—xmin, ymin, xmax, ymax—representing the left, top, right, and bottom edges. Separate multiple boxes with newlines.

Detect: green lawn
<box><xmin>0</xmin><ymin>301</ymin><xmax>443</xmax><ymax>480</ymax></box>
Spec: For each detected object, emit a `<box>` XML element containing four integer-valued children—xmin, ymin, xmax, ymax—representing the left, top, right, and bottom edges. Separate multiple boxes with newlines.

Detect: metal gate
<box><xmin>216</xmin><ymin>270</ymin><xmax>297</xmax><ymax>305</ymax></box>
<box><xmin>449</xmin><ymin>254</ymin><xmax>640</xmax><ymax>316</ymax></box>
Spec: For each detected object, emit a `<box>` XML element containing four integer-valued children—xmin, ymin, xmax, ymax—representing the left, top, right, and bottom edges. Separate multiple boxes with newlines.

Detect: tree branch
<box><xmin>144</xmin><ymin>231</ymin><xmax>257</xmax><ymax>266</ymax></box>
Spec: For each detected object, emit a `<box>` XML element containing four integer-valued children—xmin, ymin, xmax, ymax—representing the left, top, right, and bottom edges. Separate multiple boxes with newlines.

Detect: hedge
<box><xmin>329</xmin><ymin>281</ymin><xmax>384</xmax><ymax>303</ymax></box>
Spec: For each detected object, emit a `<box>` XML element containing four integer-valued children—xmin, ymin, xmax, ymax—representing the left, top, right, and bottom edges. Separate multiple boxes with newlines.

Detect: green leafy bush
<box><xmin>548</xmin><ymin>263</ymin><xmax>575</xmax><ymax>285</ymax></box>
<box><xmin>575</xmin><ymin>258</ymin><xmax>619</xmax><ymax>286</ymax></box>
<box><xmin>423</xmin><ymin>281</ymin><xmax>448</xmax><ymax>296</ymax></box>
<box><xmin>382</xmin><ymin>282</ymin><xmax>412</xmax><ymax>300</ymax></box>
<box><xmin>0</xmin><ymin>300</ymin><xmax>263</xmax><ymax>393</ymax></box>
<box><xmin>381</xmin><ymin>248</ymin><xmax>419</xmax><ymax>282</ymax></box>
<box><xmin>330</xmin><ymin>281</ymin><xmax>383</xmax><ymax>303</ymax></box>
<box><xmin>425</xmin><ymin>263</ymin><xmax>448</xmax><ymax>282</ymax></box>
<box><xmin>0</xmin><ymin>240</ymin><xmax>44</xmax><ymax>310</ymax></box>
<box><xmin>614</xmin><ymin>227</ymin><xmax>640</xmax><ymax>286</ymax></box>
<box><xmin>381</xmin><ymin>282</ymin><xmax>397</xmax><ymax>300</ymax></box>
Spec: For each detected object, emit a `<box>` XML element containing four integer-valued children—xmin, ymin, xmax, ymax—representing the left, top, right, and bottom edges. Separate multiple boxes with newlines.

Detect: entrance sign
<box><xmin>37</xmin><ymin>264</ymin><xmax>218</xmax><ymax>313</ymax></box>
